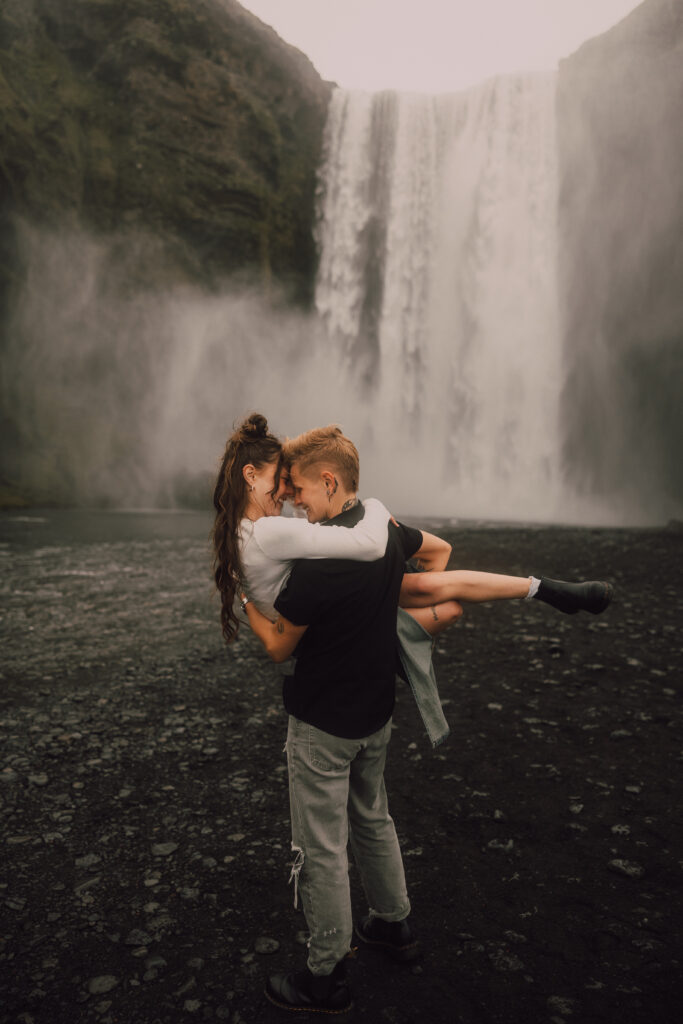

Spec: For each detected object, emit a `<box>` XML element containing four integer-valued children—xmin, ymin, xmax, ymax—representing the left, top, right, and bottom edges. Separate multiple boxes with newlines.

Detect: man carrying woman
<box><xmin>211</xmin><ymin>416</ymin><xmax>612</xmax><ymax>1014</ymax></box>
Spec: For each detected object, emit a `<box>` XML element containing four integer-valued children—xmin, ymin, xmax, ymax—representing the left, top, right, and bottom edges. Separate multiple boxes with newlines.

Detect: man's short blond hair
<box><xmin>283</xmin><ymin>425</ymin><xmax>359</xmax><ymax>493</ymax></box>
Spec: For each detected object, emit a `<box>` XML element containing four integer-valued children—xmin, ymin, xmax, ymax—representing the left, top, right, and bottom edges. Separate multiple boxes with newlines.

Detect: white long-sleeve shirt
<box><xmin>239</xmin><ymin>497</ymin><xmax>391</xmax><ymax>620</ymax></box>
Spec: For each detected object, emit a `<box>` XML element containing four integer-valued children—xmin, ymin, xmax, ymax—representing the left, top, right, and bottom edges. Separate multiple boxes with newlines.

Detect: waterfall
<box><xmin>315</xmin><ymin>75</ymin><xmax>564</xmax><ymax>521</ymax></box>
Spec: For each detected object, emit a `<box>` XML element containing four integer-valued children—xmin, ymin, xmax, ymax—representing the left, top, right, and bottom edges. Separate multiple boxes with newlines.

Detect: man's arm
<box><xmin>243</xmin><ymin>600</ymin><xmax>308</xmax><ymax>663</ymax></box>
<box><xmin>411</xmin><ymin>530</ymin><xmax>452</xmax><ymax>572</ymax></box>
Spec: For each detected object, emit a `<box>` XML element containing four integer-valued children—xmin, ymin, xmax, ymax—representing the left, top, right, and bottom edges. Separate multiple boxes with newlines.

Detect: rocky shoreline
<box><xmin>1</xmin><ymin>513</ymin><xmax>681</xmax><ymax>1022</ymax></box>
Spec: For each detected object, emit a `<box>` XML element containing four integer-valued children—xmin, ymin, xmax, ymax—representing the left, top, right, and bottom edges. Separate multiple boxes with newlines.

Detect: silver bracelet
<box><xmin>240</xmin><ymin>596</ymin><xmax>250</xmax><ymax>611</ymax></box>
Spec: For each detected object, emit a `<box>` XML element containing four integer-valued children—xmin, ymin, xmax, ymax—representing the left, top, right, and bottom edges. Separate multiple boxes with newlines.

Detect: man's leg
<box><xmin>285</xmin><ymin>715</ymin><xmax>358</xmax><ymax>975</ymax></box>
<box><xmin>347</xmin><ymin>719</ymin><xmax>418</xmax><ymax>960</ymax></box>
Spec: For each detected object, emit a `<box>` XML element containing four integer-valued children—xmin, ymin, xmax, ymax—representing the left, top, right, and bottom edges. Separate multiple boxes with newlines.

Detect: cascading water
<box><xmin>314</xmin><ymin>74</ymin><xmax>563</xmax><ymax>521</ymax></box>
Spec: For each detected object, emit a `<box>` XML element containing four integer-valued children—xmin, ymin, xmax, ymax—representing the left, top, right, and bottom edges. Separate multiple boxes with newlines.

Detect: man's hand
<box><xmin>243</xmin><ymin>600</ymin><xmax>308</xmax><ymax>663</ymax></box>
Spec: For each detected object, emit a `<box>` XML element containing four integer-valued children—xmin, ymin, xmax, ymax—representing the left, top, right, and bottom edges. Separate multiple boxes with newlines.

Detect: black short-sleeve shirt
<box><xmin>274</xmin><ymin>502</ymin><xmax>423</xmax><ymax>739</ymax></box>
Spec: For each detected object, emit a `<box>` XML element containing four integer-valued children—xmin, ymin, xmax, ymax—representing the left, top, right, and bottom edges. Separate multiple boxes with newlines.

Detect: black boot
<box><xmin>354</xmin><ymin>915</ymin><xmax>420</xmax><ymax>962</ymax></box>
<box><xmin>534</xmin><ymin>578</ymin><xmax>613</xmax><ymax>615</ymax></box>
<box><xmin>264</xmin><ymin>959</ymin><xmax>352</xmax><ymax>1014</ymax></box>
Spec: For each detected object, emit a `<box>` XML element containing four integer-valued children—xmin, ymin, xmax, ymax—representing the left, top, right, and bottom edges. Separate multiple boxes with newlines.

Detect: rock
<box><xmin>87</xmin><ymin>976</ymin><xmax>119</xmax><ymax>995</ymax></box>
<box><xmin>74</xmin><ymin>876</ymin><xmax>101</xmax><ymax>896</ymax></box>
<box><xmin>151</xmin><ymin>842</ymin><xmax>178</xmax><ymax>857</ymax></box>
<box><xmin>548</xmin><ymin>995</ymin><xmax>579</xmax><ymax>1016</ymax></box>
<box><xmin>145</xmin><ymin>956</ymin><xmax>167</xmax><ymax>970</ymax></box>
<box><xmin>28</xmin><ymin>774</ymin><xmax>49</xmax><ymax>787</ymax></box>
<box><xmin>608</xmin><ymin>859</ymin><xmax>645</xmax><ymax>879</ymax></box>
<box><xmin>5</xmin><ymin>896</ymin><xmax>27</xmax><ymax>911</ymax></box>
<box><xmin>558</xmin><ymin>0</ymin><xmax>683</xmax><ymax>510</ymax></box>
<box><xmin>254</xmin><ymin>936</ymin><xmax>279</xmax><ymax>955</ymax></box>
<box><xmin>0</xmin><ymin>0</ymin><xmax>331</xmax><ymax>300</ymax></box>
<box><xmin>75</xmin><ymin>853</ymin><xmax>101</xmax><ymax>869</ymax></box>
<box><xmin>488</xmin><ymin>949</ymin><xmax>524</xmax><ymax>972</ymax></box>
<box><xmin>125</xmin><ymin>929</ymin><xmax>153</xmax><ymax>946</ymax></box>
<box><xmin>487</xmin><ymin>839</ymin><xmax>514</xmax><ymax>852</ymax></box>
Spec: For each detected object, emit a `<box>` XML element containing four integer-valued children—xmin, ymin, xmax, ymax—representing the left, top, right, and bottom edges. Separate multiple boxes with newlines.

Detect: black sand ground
<box><xmin>1</xmin><ymin>511</ymin><xmax>681</xmax><ymax>1024</ymax></box>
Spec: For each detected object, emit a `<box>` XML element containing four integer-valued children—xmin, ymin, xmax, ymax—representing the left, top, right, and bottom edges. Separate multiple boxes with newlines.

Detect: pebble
<box><xmin>145</xmin><ymin>955</ymin><xmax>167</xmax><ymax>970</ymax></box>
<box><xmin>125</xmin><ymin>928</ymin><xmax>153</xmax><ymax>945</ymax></box>
<box><xmin>488</xmin><ymin>949</ymin><xmax>524</xmax><ymax>972</ymax></box>
<box><xmin>28</xmin><ymin>774</ymin><xmax>49</xmax><ymax>787</ymax></box>
<box><xmin>254</xmin><ymin>936</ymin><xmax>279</xmax><ymax>954</ymax></box>
<box><xmin>487</xmin><ymin>839</ymin><xmax>514</xmax><ymax>852</ymax></box>
<box><xmin>75</xmin><ymin>853</ymin><xmax>101</xmax><ymax>869</ymax></box>
<box><xmin>151</xmin><ymin>841</ymin><xmax>178</xmax><ymax>857</ymax></box>
<box><xmin>87</xmin><ymin>976</ymin><xmax>119</xmax><ymax>995</ymax></box>
<box><xmin>608</xmin><ymin>859</ymin><xmax>645</xmax><ymax>879</ymax></box>
<box><xmin>548</xmin><ymin>995</ymin><xmax>579</xmax><ymax>1016</ymax></box>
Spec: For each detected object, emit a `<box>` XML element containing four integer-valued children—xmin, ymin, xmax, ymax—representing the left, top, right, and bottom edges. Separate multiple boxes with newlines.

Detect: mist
<box><xmin>1</xmin><ymin>206</ymin><xmax>676</xmax><ymax>526</ymax></box>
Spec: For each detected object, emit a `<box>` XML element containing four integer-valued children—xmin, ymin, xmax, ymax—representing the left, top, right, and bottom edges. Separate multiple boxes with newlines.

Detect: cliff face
<box><xmin>0</xmin><ymin>0</ymin><xmax>332</xmax><ymax>302</ymax></box>
<box><xmin>557</xmin><ymin>0</ymin><xmax>683</xmax><ymax>515</ymax></box>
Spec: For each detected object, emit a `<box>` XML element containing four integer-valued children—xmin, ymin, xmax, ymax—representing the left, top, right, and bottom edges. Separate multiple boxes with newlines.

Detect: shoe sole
<box><xmin>353</xmin><ymin>923</ymin><xmax>420</xmax><ymax>963</ymax></box>
<box><xmin>264</xmin><ymin>986</ymin><xmax>353</xmax><ymax>1015</ymax></box>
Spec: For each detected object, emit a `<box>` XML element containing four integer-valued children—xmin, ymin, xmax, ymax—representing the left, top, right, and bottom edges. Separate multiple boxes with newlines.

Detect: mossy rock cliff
<box><xmin>557</xmin><ymin>0</ymin><xmax>683</xmax><ymax>514</ymax></box>
<box><xmin>0</xmin><ymin>0</ymin><xmax>333</xmax><ymax>303</ymax></box>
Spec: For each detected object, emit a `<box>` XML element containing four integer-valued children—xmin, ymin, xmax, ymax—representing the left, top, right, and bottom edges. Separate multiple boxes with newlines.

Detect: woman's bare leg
<box><xmin>403</xmin><ymin>600</ymin><xmax>463</xmax><ymax>637</ymax></box>
<box><xmin>400</xmin><ymin>570</ymin><xmax>530</xmax><ymax>609</ymax></box>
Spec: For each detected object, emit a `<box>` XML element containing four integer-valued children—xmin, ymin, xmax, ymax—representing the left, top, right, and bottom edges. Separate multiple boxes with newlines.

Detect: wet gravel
<box><xmin>1</xmin><ymin>511</ymin><xmax>681</xmax><ymax>1023</ymax></box>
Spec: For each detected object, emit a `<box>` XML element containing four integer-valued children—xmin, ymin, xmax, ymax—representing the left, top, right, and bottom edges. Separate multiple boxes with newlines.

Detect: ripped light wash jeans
<box><xmin>285</xmin><ymin>714</ymin><xmax>411</xmax><ymax>976</ymax></box>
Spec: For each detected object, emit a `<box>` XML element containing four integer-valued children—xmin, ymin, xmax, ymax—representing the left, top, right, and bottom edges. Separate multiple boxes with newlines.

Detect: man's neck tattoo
<box><xmin>341</xmin><ymin>497</ymin><xmax>358</xmax><ymax>513</ymax></box>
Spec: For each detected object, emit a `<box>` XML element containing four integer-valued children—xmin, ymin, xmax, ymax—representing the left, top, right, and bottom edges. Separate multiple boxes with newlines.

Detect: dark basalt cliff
<box><xmin>0</xmin><ymin>0</ymin><xmax>333</xmax><ymax>303</ymax></box>
<box><xmin>557</xmin><ymin>0</ymin><xmax>683</xmax><ymax>514</ymax></box>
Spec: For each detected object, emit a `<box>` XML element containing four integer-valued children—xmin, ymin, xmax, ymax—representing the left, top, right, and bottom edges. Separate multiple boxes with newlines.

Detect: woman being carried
<box><xmin>212</xmin><ymin>413</ymin><xmax>611</xmax><ymax>657</ymax></box>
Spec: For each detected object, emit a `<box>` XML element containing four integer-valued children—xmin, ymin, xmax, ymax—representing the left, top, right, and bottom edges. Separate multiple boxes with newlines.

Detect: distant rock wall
<box><xmin>557</xmin><ymin>0</ymin><xmax>683</xmax><ymax>515</ymax></box>
<box><xmin>0</xmin><ymin>0</ymin><xmax>332</xmax><ymax>303</ymax></box>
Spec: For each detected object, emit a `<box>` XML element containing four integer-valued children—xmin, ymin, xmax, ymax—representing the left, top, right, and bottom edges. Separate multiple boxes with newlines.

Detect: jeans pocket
<box><xmin>307</xmin><ymin>725</ymin><xmax>354</xmax><ymax>772</ymax></box>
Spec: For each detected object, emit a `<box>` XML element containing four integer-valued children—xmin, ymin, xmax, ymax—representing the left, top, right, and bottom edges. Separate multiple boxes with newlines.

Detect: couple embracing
<box><xmin>211</xmin><ymin>414</ymin><xmax>611</xmax><ymax>1014</ymax></box>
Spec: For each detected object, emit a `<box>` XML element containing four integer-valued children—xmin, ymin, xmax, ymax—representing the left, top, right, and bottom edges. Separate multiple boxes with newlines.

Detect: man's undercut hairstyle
<box><xmin>284</xmin><ymin>425</ymin><xmax>359</xmax><ymax>493</ymax></box>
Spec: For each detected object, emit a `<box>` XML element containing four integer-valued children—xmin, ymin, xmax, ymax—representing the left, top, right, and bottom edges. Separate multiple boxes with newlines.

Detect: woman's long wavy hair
<box><xmin>212</xmin><ymin>413</ymin><xmax>282</xmax><ymax>643</ymax></box>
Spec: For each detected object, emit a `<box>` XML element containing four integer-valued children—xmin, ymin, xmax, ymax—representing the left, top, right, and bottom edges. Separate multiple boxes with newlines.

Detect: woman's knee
<box><xmin>438</xmin><ymin>600</ymin><xmax>463</xmax><ymax>626</ymax></box>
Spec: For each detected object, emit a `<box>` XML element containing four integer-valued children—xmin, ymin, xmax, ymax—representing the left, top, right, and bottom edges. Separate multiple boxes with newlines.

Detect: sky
<box><xmin>242</xmin><ymin>0</ymin><xmax>643</xmax><ymax>92</ymax></box>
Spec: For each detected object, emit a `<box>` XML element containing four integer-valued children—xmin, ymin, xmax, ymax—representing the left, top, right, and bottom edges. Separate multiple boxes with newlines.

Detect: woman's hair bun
<box><xmin>239</xmin><ymin>412</ymin><xmax>269</xmax><ymax>441</ymax></box>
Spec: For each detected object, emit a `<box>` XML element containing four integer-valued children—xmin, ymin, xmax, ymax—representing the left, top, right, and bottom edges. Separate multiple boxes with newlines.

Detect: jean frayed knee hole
<box><xmin>288</xmin><ymin>845</ymin><xmax>305</xmax><ymax>909</ymax></box>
